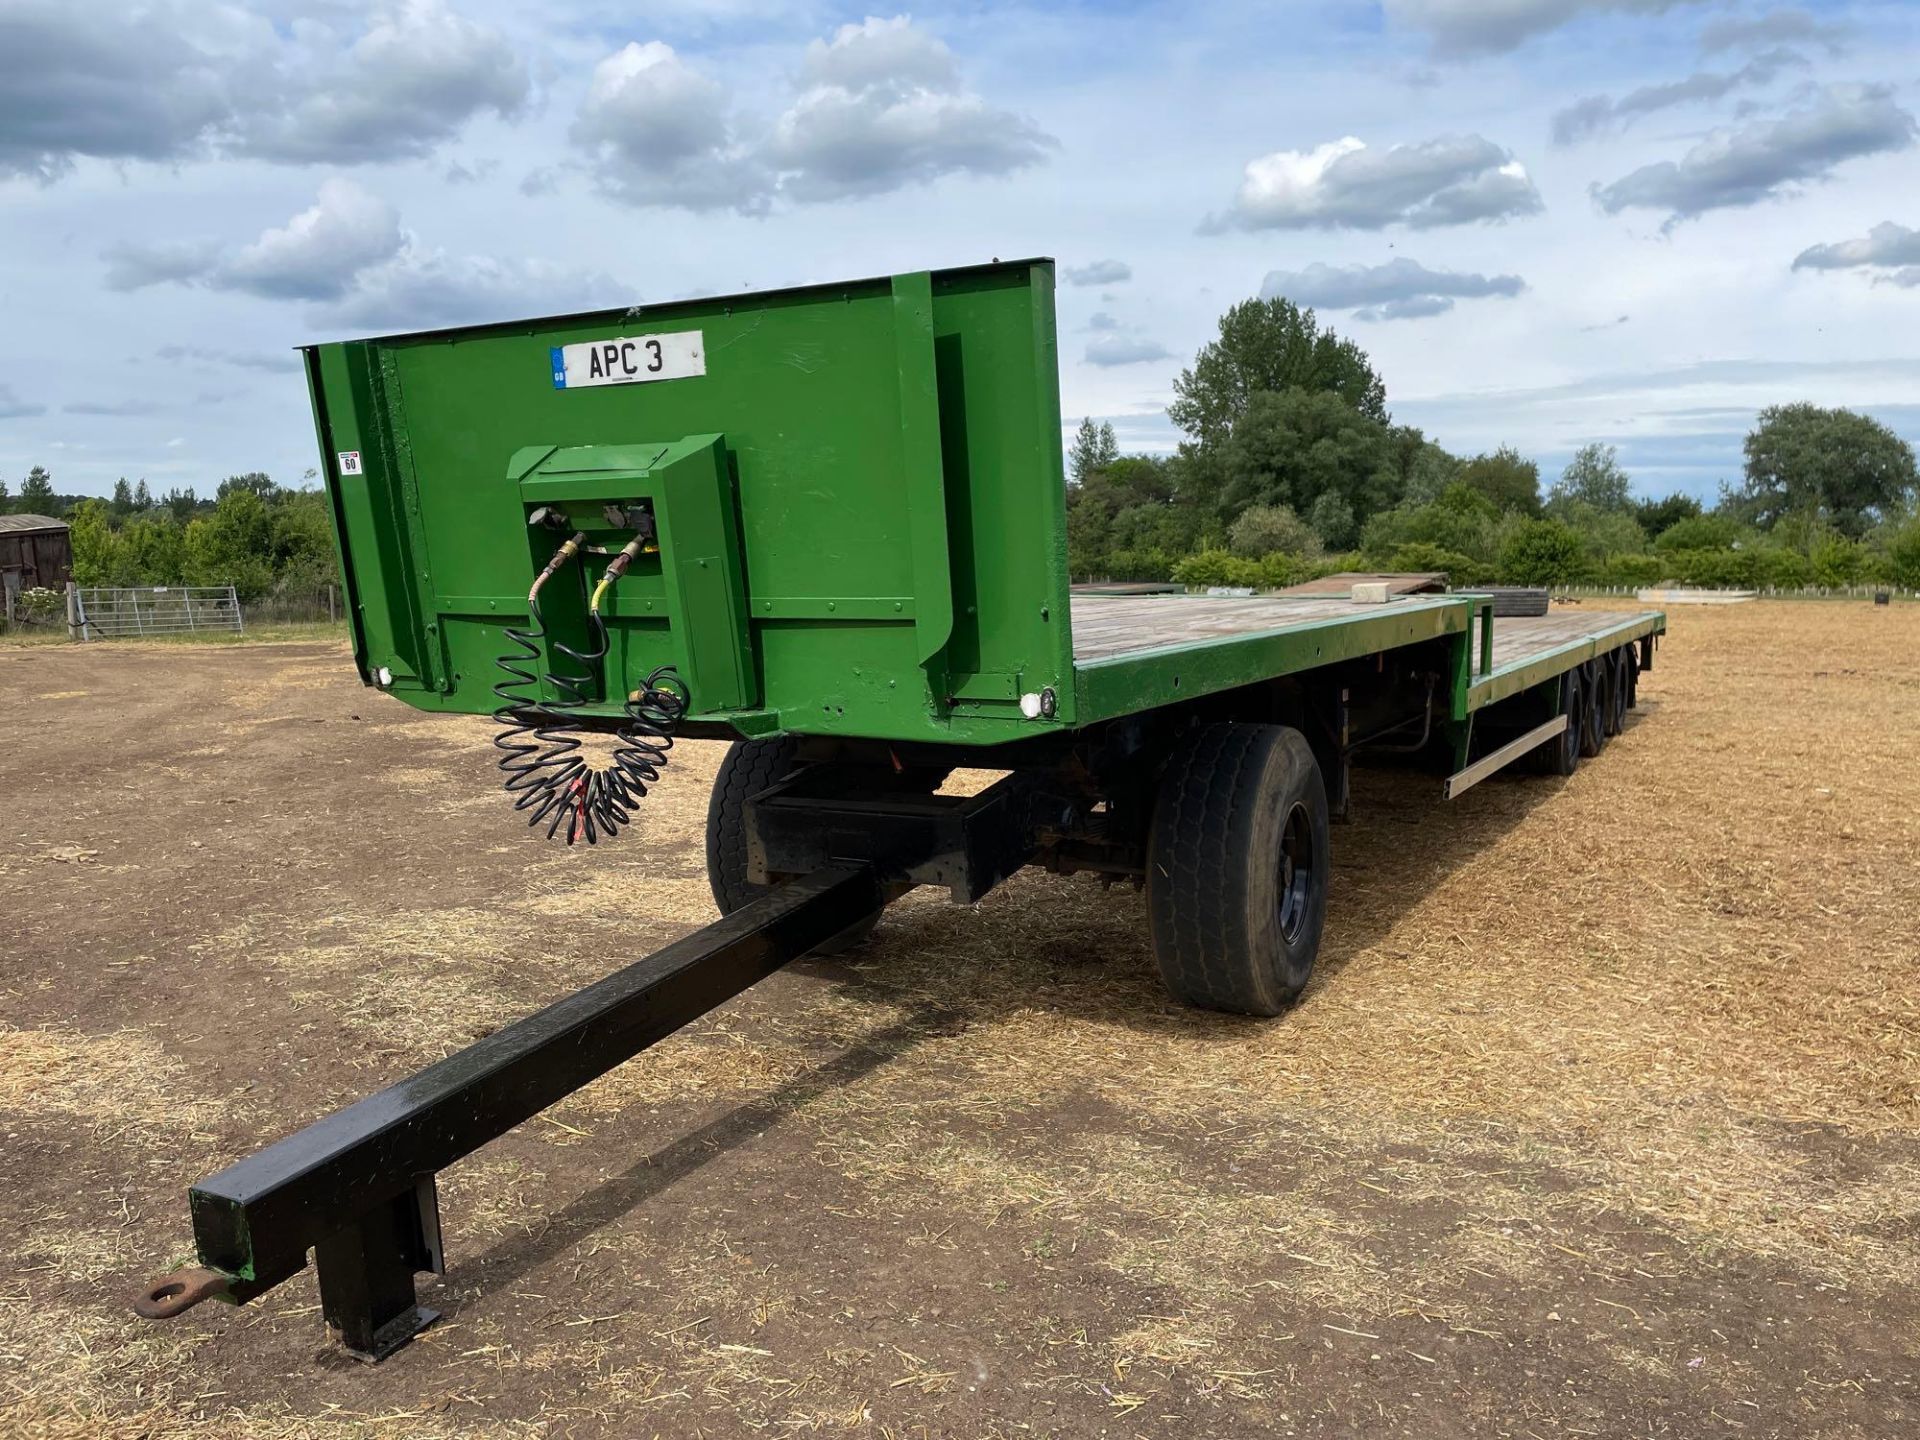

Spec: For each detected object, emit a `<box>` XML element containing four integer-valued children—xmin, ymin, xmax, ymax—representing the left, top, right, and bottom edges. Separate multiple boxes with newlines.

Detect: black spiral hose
<box><xmin>491</xmin><ymin>538</ymin><xmax>689</xmax><ymax>845</ymax></box>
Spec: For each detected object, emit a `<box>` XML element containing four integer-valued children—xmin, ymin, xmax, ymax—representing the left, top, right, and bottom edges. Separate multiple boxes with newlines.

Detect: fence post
<box><xmin>66</xmin><ymin>581</ymin><xmax>82</xmax><ymax>641</ymax></box>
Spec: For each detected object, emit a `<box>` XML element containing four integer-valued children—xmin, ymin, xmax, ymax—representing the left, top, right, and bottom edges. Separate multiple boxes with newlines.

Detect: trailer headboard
<box><xmin>305</xmin><ymin>259</ymin><xmax>1076</xmax><ymax>744</ymax></box>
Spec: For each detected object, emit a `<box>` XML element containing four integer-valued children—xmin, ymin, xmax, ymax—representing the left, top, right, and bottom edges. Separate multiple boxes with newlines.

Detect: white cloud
<box><xmin>0</xmin><ymin>1</ymin><xmax>525</xmax><ymax>180</ymax></box>
<box><xmin>0</xmin><ymin>1</ymin><xmax>231</xmax><ymax>181</ymax></box>
<box><xmin>1260</xmin><ymin>257</ymin><xmax>1525</xmax><ymax>320</ymax></box>
<box><xmin>94</xmin><ymin>179</ymin><xmax>607</xmax><ymax>330</ymax></box>
<box><xmin>571</xmin><ymin>41</ymin><xmax>768</xmax><ymax>214</ymax></box>
<box><xmin>0</xmin><ymin>383</ymin><xmax>47</xmax><ymax>419</ymax></box>
<box><xmin>102</xmin><ymin>239</ymin><xmax>224</xmax><ymax>292</ymax></box>
<box><xmin>766</xmin><ymin>16</ymin><xmax>1054</xmax><ymax>202</ymax></box>
<box><xmin>236</xmin><ymin>1</ymin><xmax>526</xmax><ymax>165</ymax></box>
<box><xmin>570</xmin><ymin>16</ymin><xmax>1054</xmax><ymax>212</ymax></box>
<box><xmin>1208</xmin><ymin>134</ymin><xmax>1542</xmax><ymax>231</ymax></box>
<box><xmin>102</xmin><ymin>180</ymin><xmax>403</xmax><ymax>301</ymax></box>
<box><xmin>315</xmin><ymin>250</ymin><xmax>616</xmax><ymax>332</ymax></box>
<box><xmin>154</xmin><ymin>345</ymin><xmax>301</xmax><ymax>374</ymax></box>
<box><xmin>1594</xmin><ymin>85</ymin><xmax>1917</xmax><ymax>222</ymax></box>
<box><xmin>1793</xmin><ymin>221</ymin><xmax>1920</xmax><ymax>288</ymax></box>
<box><xmin>63</xmin><ymin>399</ymin><xmax>163</xmax><ymax>417</ymax></box>
<box><xmin>218</xmin><ymin>180</ymin><xmax>405</xmax><ymax>301</ymax></box>
<box><xmin>1085</xmin><ymin>311</ymin><xmax>1120</xmax><ymax>331</ymax></box>
<box><xmin>1551</xmin><ymin>48</ymin><xmax>1808</xmax><ymax>146</ymax></box>
<box><xmin>1699</xmin><ymin>7</ymin><xmax>1848</xmax><ymax>56</ymax></box>
<box><xmin>1085</xmin><ymin>334</ymin><xmax>1171</xmax><ymax>367</ymax></box>
<box><xmin>1064</xmin><ymin>259</ymin><xmax>1131</xmax><ymax>286</ymax></box>
<box><xmin>1384</xmin><ymin>0</ymin><xmax>1699</xmax><ymax>57</ymax></box>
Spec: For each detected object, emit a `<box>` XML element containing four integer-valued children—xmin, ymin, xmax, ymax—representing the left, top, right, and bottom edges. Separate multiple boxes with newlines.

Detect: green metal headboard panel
<box><xmin>309</xmin><ymin>259</ymin><xmax>1075</xmax><ymax>745</ymax></box>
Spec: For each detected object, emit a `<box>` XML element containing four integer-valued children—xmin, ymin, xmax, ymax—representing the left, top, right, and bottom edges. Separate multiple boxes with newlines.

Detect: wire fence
<box><xmin>1563</xmin><ymin>584</ymin><xmax>1914</xmax><ymax>601</ymax></box>
<box><xmin>76</xmin><ymin>585</ymin><xmax>244</xmax><ymax>638</ymax></box>
<box><xmin>245</xmin><ymin>586</ymin><xmax>346</xmax><ymax>626</ymax></box>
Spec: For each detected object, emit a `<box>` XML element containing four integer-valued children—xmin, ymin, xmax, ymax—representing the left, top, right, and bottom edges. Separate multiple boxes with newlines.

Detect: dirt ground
<box><xmin>2</xmin><ymin>601</ymin><xmax>1916</xmax><ymax>1439</ymax></box>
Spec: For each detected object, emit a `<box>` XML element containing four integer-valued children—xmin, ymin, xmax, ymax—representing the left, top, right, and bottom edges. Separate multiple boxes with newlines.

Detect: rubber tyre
<box><xmin>1543</xmin><ymin>667</ymin><xmax>1582</xmax><ymax>776</ymax></box>
<box><xmin>1578</xmin><ymin>659</ymin><xmax>1608</xmax><ymax>758</ymax></box>
<box><xmin>1605</xmin><ymin>649</ymin><xmax>1629</xmax><ymax>736</ymax></box>
<box><xmin>1146</xmin><ymin>723</ymin><xmax>1330</xmax><ymax>1018</ymax></box>
<box><xmin>705</xmin><ymin>738</ymin><xmax>883</xmax><ymax>954</ymax></box>
<box><xmin>1623</xmin><ymin>645</ymin><xmax>1641</xmax><ymax>710</ymax></box>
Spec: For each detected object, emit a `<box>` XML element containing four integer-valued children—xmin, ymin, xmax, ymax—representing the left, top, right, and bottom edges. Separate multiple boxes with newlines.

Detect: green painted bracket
<box><xmin>510</xmin><ymin>436</ymin><xmax>757</xmax><ymax>714</ymax></box>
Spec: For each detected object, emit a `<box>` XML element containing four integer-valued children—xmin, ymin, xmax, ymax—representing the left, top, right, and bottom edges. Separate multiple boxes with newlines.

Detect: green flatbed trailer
<box><xmin>137</xmin><ymin>259</ymin><xmax>1665</xmax><ymax>1361</ymax></box>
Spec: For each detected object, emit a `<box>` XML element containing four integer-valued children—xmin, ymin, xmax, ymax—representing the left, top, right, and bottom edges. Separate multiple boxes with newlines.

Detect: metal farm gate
<box><xmin>76</xmin><ymin>586</ymin><xmax>244</xmax><ymax>638</ymax></box>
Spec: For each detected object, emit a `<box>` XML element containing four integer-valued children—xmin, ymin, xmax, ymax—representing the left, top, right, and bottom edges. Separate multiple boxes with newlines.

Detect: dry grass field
<box><xmin>1</xmin><ymin>600</ymin><xmax>1915</xmax><ymax>1438</ymax></box>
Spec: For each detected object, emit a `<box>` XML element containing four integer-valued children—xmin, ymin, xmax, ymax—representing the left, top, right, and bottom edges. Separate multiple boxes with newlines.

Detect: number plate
<box><xmin>551</xmin><ymin>332</ymin><xmax>705</xmax><ymax>390</ymax></box>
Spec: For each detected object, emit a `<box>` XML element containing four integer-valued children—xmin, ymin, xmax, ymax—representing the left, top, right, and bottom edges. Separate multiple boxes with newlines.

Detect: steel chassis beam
<box><xmin>135</xmin><ymin>865</ymin><xmax>883</xmax><ymax>1360</ymax></box>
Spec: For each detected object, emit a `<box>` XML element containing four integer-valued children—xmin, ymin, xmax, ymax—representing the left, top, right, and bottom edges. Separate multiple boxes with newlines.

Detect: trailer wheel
<box><xmin>1542</xmin><ymin>668</ymin><xmax>1582</xmax><ymax>776</ymax></box>
<box><xmin>1146</xmin><ymin>723</ymin><xmax>1330</xmax><ymax>1017</ymax></box>
<box><xmin>1578</xmin><ymin>660</ymin><xmax>1608</xmax><ymax>758</ymax></box>
<box><xmin>1622</xmin><ymin>644</ymin><xmax>1640</xmax><ymax>710</ymax></box>
<box><xmin>1605</xmin><ymin>649</ymin><xmax>1629</xmax><ymax>736</ymax></box>
<box><xmin>706</xmin><ymin>738</ymin><xmax>884</xmax><ymax>953</ymax></box>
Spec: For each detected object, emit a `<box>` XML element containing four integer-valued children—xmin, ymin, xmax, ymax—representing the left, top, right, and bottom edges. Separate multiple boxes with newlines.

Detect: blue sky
<box><xmin>2</xmin><ymin>0</ymin><xmax>1916</xmax><ymax>504</ymax></box>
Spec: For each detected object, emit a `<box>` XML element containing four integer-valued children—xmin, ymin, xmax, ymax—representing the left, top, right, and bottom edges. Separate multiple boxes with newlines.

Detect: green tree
<box><xmin>1654</xmin><ymin>512</ymin><xmax>1745</xmax><ymax>553</ymax></box>
<box><xmin>18</xmin><ymin>465</ymin><xmax>55</xmax><ymax>513</ymax></box>
<box><xmin>118</xmin><ymin>512</ymin><xmax>188</xmax><ymax>586</ymax></box>
<box><xmin>217</xmin><ymin>472</ymin><xmax>280</xmax><ymax>504</ymax></box>
<box><xmin>185</xmin><ymin>488</ymin><xmax>276</xmax><ymax>600</ymax></box>
<box><xmin>1732</xmin><ymin>403</ymin><xmax>1918</xmax><ymax>538</ymax></box>
<box><xmin>1551</xmin><ymin>442</ymin><xmax>1632</xmax><ymax>513</ymax></box>
<box><xmin>1498</xmin><ymin>518</ymin><xmax>1586</xmax><ymax>586</ymax></box>
<box><xmin>1228</xmin><ymin>504</ymin><xmax>1321</xmax><ymax>558</ymax></box>
<box><xmin>1553</xmin><ymin>499</ymin><xmax>1647</xmax><ymax>569</ymax></box>
<box><xmin>1307</xmin><ymin>491</ymin><xmax>1357</xmax><ymax>549</ymax></box>
<box><xmin>1361</xmin><ymin>482</ymin><xmax>1502</xmax><ymax>565</ymax></box>
<box><xmin>1382</xmin><ymin>541</ymin><xmax>1491</xmax><ymax>586</ymax></box>
<box><xmin>0</xmin><ymin>478</ymin><xmax>10</xmax><ymax>512</ymax></box>
<box><xmin>1885</xmin><ymin>518</ymin><xmax>1920</xmax><ymax>589</ymax></box>
<box><xmin>1632</xmin><ymin>492</ymin><xmax>1701</xmax><ymax>539</ymax></box>
<box><xmin>268</xmin><ymin>489</ymin><xmax>339</xmax><ymax>590</ymax></box>
<box><xmin>1458</xmin><ymin>447</ymin><xmax>1541</xmax><ymax>515</ymax></box>
<box><xmin>1064</xmin><ymin>453</ymin><xmax>1196</xmax><ymax>575</ymax></box>
<box><xmin>132</xmin><ymin>479</ymin><xmax>153</xmax><ymax>511</ymax></box>
<box><xmin>1401</xmin><ymin>441</ymin><xmax>1465</xmax><ymax>507</ymax></box>
<box><xmin>1067</xmin><ymin>417</ymin><xmax>1119</xmax><ymax>486</ymax></box>
<box><xmin>1807</xmin><ymin>530</ymin><xmax>1867</xmax><ymax>587</ymax></box>
<box><xmin>66</xmin><ymin>499</ymin><xmax>118</xmax><ymax>585</ymax></box>
<box><xmin>1218</xmin><ymin>387</ymin><xmax>1397</xmax><ymax>525</ymax></box>
<box><xmin>1169</xmin><ymin>297</ymin><xmax>1388</xmax><ymax>456</ymax></box>
<box><xmin>163</xmin><ymin>486</ymin><xmax>200</xmax><ymax>523</ymax></box>
<box><xmin>110</xmin><ymin>478</ymin><xmax>135</xmax><ymax>518</ymax></box>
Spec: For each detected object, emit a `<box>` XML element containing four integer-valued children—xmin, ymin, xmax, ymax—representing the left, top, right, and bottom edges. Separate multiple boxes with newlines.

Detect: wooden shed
<box><xmin>1</xmin><ymin>514</ymin><xmax>72</xmax><ymax>619</ymax></box>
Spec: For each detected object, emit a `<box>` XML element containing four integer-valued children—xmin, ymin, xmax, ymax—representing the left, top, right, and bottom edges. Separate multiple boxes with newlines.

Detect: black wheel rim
<box><xmin>1277</xmin><ymin>801</ymin><xmax>1315</xmax><ymax>944</ymax></box>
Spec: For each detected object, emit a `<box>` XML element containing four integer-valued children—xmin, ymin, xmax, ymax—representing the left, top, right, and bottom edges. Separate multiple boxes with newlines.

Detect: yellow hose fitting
<box><xmin>591</xmin><ymin>536</ymin><xmax>648</xmax><ymax>615</ymax></box>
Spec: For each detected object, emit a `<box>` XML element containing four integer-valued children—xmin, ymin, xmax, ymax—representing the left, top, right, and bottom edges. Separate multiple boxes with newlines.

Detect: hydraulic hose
<box><xmin>491</xmin><ymin>533</ymin><xmax>688</xmax><ymax>845</ymax></box>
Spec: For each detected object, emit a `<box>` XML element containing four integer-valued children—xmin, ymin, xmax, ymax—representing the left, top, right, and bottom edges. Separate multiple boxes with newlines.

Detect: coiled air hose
<box><xmin>492</xmin><ymin>532</ymin><xmax>689</xmax><ymax>845</ymax></box>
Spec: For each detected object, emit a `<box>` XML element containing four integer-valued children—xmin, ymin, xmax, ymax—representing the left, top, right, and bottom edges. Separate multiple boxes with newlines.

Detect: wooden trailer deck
<box><xmin>1068</xmin><ymin>593</ymin><xmax>1665</xmax><ymax>719</ymax></box>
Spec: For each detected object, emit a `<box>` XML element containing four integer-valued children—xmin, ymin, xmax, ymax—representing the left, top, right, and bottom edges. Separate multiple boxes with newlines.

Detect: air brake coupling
<box><xmin>530</xmin><ymin>531</ymin><xmax>589</xmax><ymax>600</ymax></box>
<box><xmin>590</xmin><ymin>534</ymin><xmax>649</xmax><ymax>614</ymax></box>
